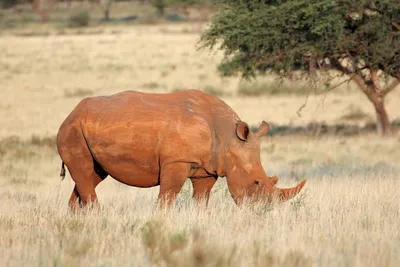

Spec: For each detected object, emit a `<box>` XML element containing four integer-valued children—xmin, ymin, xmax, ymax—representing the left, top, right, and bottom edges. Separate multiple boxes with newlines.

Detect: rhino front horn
<box><xmin>272</xmin><ymin>179</ymin><xmax>307</xmax><ymax>202</ymax></box>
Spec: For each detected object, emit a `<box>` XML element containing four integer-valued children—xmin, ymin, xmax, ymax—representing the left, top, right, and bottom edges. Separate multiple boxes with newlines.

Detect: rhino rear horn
<box><xmin>255</xmin><ymin>121</ymin><xmax>269</xmax><ymax>138</ymax></box>
<box><xmin>270</xmin><ymin>176</ymin><xmax>278</xmax><ymax>185</ymax></box>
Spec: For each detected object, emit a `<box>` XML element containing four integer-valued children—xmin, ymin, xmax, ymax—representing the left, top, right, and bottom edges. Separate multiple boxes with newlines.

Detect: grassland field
<box><xmin>0</xmin><ymin>4</ymin><xmax>400</xmax><ymax>266</ymax></box>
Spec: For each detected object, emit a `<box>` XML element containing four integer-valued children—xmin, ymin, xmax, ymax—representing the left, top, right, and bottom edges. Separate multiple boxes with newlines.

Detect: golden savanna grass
<box><xmin>1</xmin><ymin>135</ymin><xmax>399</xmax><ymax>267</ymax></box>
<box><xmin>1</xmin><ymin>19</ymin><xmax>400</xmax><ymax>266</ymax></box>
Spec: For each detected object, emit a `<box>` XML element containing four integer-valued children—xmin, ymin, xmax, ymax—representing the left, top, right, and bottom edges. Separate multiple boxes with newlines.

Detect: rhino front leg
<box><xmin>157</xmin><ymin>163</ymin><xmax>191</xmax><ymax>209</ymax></box>
<box><xmin>190</xmin><ymin>177</ymin><xmax>217</xmax><ymax>206</ymax></box>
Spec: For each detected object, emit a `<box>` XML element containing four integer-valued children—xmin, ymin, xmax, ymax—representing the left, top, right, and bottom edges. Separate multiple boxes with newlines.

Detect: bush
<box><xmin>152</xmin><ymin>0</ymin><xmax>166</xmax><ymax>16</ymax></box>
<box><xmin>203</xmin><ymin>85</ymin><xmax>226</xmax><ymax>97</ymax></box>
<box><xmin>340</xmin><ymin>106</ymin><xmax>371</xmax><ymax>122</ymax></box>
<box><xmin>69</xmin><ymin>11</ymin><xmax>90</xmax><ymax>28</ymax></box>
<box><xmin>0</xmin><ymin>0</ymin><xmax>17</xmax><ymax>8</ymax></box>
<box><xmin>64</xmin><ymin>88</ymin><xmax>93</xmax><ymax>98</ymax></box>
<box><xmin>238</xmin><ymin>81</ymin><xmax>313</xmax><ymax>96</ymax></box>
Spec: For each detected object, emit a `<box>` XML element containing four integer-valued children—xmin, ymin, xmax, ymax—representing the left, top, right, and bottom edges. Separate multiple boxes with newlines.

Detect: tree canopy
<box><xmin>201</xmin><ymin>0</ymin><xmax>399</xmax><ymax>78</ymax></box>
<box><xmin>201</xmin><ymin>0</ymin><xmax>400</xmax><ymax>134</ymax></box>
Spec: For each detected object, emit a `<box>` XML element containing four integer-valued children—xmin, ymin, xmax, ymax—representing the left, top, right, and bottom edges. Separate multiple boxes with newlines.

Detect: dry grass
<box><xmin>0</xmin><ymin>135</ymin><xmax>399</xmax><ymax>267</ymax></box>
<box><xmin>1</xmin><ymin>20</ymin><xmax>400</xmax><ymax>267</ymax></box>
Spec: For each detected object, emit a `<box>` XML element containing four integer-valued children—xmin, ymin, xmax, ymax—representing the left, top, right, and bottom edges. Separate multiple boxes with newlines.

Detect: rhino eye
<box><xmin>254</xmin><ymin>180</ymin><xmax>259</xmax><ymax>185</ymax></box>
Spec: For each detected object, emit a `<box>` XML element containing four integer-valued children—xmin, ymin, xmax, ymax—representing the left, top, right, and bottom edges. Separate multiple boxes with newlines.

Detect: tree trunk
<box><xmin>348</xmin><ymin>73</ymin><xmax>392</xmax><ymax>136</ymax></box>
<box><xmin>365</xmin><ymin>89</ymin><xmax>392</xmax><ymax>135</ymax></box>
<box><xmin>32</xmin><ymin>0</ymin><xmax>51</xmax><ymax>22</ymax></box>
<box><xmin>330</xmin><ymin>60</ymin><xmax>396</xmax><ymax>136</ymax></box>
<box><xmin>104</xmin><ymin>9</ymin><xmax>110</xmax><ymax>21</ymax></box>
<box><xmin>372</xmin><ymin>97</ymin><xmax>391</xmax><ymax>135</ymax></box>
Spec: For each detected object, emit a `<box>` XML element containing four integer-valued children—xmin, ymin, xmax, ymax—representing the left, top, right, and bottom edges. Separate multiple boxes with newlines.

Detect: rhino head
<box><xmin>225</xmin><ymin>121</ymin><xmax>306</xmax><ymax>205</ymax></box>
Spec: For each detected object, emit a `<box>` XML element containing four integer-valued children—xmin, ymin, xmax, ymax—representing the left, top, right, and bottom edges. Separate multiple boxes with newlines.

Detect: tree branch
<box><xmin>370</xmin><ymin>69</ymin><xmax>382</xmax><ymax>94</ymax></box>
<box><xmin>317</xmin><ymin>76</ymin><xmax>354</xmax><ymax>96</ymax></box>
<box><xmin>382</xmin><ymin>75</ymin><xmax>400</xmax><ymax>96</ymax></box>
<box><xmin>330</xmin><ymin>58</ymin><xmax>372</xmax><ymax>95</ymax></box>
<box><xmin>329</xmin><ymin>58</ymin><xmax>353</xmax><ymax>75</ymax></box>
<box><xmin>91</xmin><ymin>0</ymin><xmax>112</xmax><ymax>12</ymax></box>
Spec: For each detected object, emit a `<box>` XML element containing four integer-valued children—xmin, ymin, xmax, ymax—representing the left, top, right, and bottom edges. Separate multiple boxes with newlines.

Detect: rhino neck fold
<box><xmin>209</xmin><ymin>105</ymin><xmax>241</xmax><ymax>178</ymax></box>
<box><xmin>210</xmin><ymin>123</ymin><xmax>227</xmax><ymax>178</ymax></box>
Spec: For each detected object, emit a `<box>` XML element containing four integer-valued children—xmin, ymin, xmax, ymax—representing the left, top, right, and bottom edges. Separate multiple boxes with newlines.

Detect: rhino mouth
<box><xmin>231</xmin><ymin>179</ymin><xmax>306</xmax><ymax>205</ymax></box>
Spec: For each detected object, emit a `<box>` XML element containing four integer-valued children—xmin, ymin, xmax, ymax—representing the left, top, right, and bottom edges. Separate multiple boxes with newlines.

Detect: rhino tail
<box><xmin>60</xmin><ymin>162</ymin><xmax>66</xmax><ymax>181</ymax></box>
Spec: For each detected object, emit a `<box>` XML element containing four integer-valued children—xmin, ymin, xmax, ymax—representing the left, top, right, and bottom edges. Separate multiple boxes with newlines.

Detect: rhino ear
<box><xmin>255</xmin><ymin>121</ymin><xmax>269</xmax><ymax>138</ymax></box>
<box><xmin>236</xmin><ymin>121</ymin><xmax>249</xmax><ymax>141</ymax></box>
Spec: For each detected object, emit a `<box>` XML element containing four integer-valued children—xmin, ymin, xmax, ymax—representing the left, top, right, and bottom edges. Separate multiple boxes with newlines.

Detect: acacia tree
<box><xmin>200</xmin><ymin>0</ymin><xmax>400</xmax><ymax>135</ymax></box>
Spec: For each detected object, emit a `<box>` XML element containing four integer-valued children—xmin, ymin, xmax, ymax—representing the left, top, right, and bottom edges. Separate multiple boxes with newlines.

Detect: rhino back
<box><xmin>76</xmin><ymin>90</ymin><xmax>237</xmax><ymax>183</ymax></box>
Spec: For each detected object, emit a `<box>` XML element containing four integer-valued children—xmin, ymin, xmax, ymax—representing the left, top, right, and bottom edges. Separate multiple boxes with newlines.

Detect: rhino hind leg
<box><xmin>66</xmin><ymin>154</ymin><xmax>108</xmax><ymax>211</ymax></box>
<box><xmin>58</xmin><ymin>127</ymin><xmax>107</xmax><ymax>212</ymax></box>
<box><xmin>68</xmin><ymin>185</ymin><xmax>80</xmax><ymax>212</ymax></box>
<box><xmin>67</xmin><ymin>168</ymin><xmax>107</xmax><ymax>212</ymax></box>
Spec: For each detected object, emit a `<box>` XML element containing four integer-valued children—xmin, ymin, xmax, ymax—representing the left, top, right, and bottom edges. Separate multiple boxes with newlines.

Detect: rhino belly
<box><xmin>90</xmin><ymin>142</ymin><xmax>161</xmax><ymax>188</ymax></box>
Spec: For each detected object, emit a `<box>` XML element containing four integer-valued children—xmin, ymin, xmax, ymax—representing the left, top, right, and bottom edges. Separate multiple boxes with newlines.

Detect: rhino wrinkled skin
<box><xmin>57</xmin><ymin>89</ymin><xmax>306</xmax><ymax>210</ymax></box>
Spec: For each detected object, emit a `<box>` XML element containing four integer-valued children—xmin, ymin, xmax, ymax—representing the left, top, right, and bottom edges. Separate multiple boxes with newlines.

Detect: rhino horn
<box><xmin>271</xmin><ymin>179</ymin><xmax>307</xmax><ymax>202</ymax></box>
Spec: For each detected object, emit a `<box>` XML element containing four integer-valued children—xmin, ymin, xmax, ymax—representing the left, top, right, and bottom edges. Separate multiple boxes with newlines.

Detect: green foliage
<box><xmin>69</xmin><ymin>11</ymin><xmax>90</xmax><ymax>28</ymax></box>
<box><xmin>201</xmin><ymin>0</ymin><xmax>400</xmax><ymax>79</ymax></box>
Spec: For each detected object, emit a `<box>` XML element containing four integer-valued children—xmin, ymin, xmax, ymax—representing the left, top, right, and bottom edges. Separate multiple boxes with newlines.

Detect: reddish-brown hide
<box><xmin>57</xmin><ymin>90</ymin><xmax>306</xmax><ymax>210</ymax></box>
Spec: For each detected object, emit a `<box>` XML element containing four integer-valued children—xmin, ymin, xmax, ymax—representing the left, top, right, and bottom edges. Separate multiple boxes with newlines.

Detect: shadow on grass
<box><xmin>274</xmin><ymin>162</ymin><xmax>398</xmax><ymax>180</ymax></box>
<box><xmin>252</xmin><ymin>120</ymin><xmax>400</xmax><ymax>137</ymax></box>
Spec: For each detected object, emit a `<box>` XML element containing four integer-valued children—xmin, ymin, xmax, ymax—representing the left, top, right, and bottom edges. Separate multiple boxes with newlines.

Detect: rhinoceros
<box><xmin>57</xmin><ymin>89</ymin><xmax>306</xmax><ymax>210</ymax></box>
